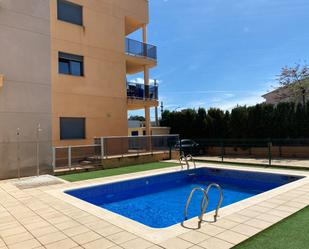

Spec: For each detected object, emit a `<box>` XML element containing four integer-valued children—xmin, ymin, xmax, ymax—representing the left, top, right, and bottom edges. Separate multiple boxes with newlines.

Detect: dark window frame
<box><xmin>60</xmin><ymin>117</ymin><xmax>86</xmax><ymax>140</ymax></box>
<box><xmin>58</xmin><ymin>52</ymin><xmax>84</xmax><ymax>76</ymax></box>
<box><xmin>57</xmin><ymin>0</ymin><xmax>83</xmax><ymax>26</ymax></box>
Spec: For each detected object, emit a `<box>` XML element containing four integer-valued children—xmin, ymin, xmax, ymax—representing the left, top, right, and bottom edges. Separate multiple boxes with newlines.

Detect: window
<box><xmin>57</xmin><ymin>0</ymin><xmax>83</xmax><ymax>26</ymax></box>
<box><xmin>131</xmin><ymin>131</ymin><xmax>139</xmax><ymax>136</ymax></box>
<box><xmin>59</xmin><ymin>52</ymin><xmax>84</xmax><ymax>76</ymax></box>
<box><xmin>60</xmin><ymin>117</ymin><xmax>85</xmax><ymax>140</ymax></box>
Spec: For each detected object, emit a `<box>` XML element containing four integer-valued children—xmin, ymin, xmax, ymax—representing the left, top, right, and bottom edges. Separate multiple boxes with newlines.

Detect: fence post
<box><xmin>221</xmin><ymin>140</ymin><xmax>224</xmax><ymax>162</ymax></box>
<box><xmin>16</xmin><ymin>128</ymin><xmax>21</xmax><ymax>180</ymax></box>
<box><xmin>268</xmin><ymin>141</ymin><xmax>272</xmax><ymax>166</ymax></box>
<box><xmin>179</xmin><ymin>139</ymin><xmax>182</xmax><ymax>157</ymax></box>
<box><xmin>100</xmin><ymin>137</ymin><xmax>104</xmax><ymax>159</ymax></box>
<box><xmin>68</xmin><ymin>146</ymin><xmax>72</xmax><ymax>171</ymax></box>
<box><xmin>52</xmin><ymin>147</ymin><xmax>56</xmax><ymax>174</ymax></box>
<box><xmin>36</xmin><ymin>123</ymin><xmax>42</xmax><ymax>177</ymax></box>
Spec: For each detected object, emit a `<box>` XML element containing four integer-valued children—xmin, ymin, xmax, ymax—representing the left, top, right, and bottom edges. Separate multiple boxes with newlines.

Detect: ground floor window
<box><xmin>60</xmin><ymin>117</ymin><xmax>85</xmax><ymax>140</ymax></box>
<box><xmin>131</xmin><ymin>131</ymin><xmax>139</xmax><ymax>136</ymax></box>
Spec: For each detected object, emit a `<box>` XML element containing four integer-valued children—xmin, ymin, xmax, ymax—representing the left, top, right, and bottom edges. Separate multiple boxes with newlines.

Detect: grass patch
<box><xmin>233</xmin><ymin>206</ymin><xmax>309</xmax><ymax>249</ymax></box>
<box><xmin>59</xmin><ymin>162</ymin><xmax>179</xmax><ymax>182</ymax></box>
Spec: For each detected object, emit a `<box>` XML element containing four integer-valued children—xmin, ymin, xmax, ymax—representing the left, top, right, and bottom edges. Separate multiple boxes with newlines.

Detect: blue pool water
<box><xmin>65</xmin><ymin>167</ymin><xmax>302</xmax><ymax>228</ymax></box>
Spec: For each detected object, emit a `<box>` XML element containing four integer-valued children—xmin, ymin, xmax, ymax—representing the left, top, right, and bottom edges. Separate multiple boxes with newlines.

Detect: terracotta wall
<box><xmin>50</xmin><ymin>0</ymin><xmax>149</xmax><ymax>146</ymax></box>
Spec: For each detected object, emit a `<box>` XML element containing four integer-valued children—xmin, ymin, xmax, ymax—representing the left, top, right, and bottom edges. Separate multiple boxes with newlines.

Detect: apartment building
<box><xmin>0</xmin><ymin>0</ymin><xmax>52</xmax><ymax>179</ymax></box>
<box><xmin>0</xmin><ymin>0</ymin><xmax>157</xmax><ymax>178</ymax></box>
<box><xmin>51</xmin><ymin>0</ymin><xmax>158</xmax><ymax>146</ymax></box>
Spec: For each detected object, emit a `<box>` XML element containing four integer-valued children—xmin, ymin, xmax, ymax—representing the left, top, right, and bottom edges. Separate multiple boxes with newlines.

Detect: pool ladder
<box><xmin>184</xmin><ymin>183</ymin><xmax>223</xmax><ymax>228</ymax></box>
<box><xmin>180</xmin><ymin>154</ymin><xmax>196</xmax><ymax>170</ymax></box>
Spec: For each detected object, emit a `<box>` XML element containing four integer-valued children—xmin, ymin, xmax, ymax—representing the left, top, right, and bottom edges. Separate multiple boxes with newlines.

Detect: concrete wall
<box><xmin>0</xmin><ymin>0</ymin><xmax>52</xmax><ymax>179</ymax></box>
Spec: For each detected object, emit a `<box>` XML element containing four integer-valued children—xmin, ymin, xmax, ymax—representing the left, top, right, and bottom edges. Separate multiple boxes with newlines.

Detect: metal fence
<box><xmin>189</xmin><ymin>138</ymin><xmax>309</xmax><ymax>167</ymax></box>
<box><xmin>0</xmin><ymin>140</ymin><xmax>52</xmax><ymax>180</ymax></box>
<box><xmin>125</xmin><ymin>38</ymin><xmax>157</xmax><ymax>60</ymax></box>
<box><xmin>53</xmin><ymin>135</ymin><xmax>179</xmax><ymax>170</ymax></box>
<box><xmin>127</xmin><ymin>82</ymin><xmax>158</xmax><ymax>100</ymax></box>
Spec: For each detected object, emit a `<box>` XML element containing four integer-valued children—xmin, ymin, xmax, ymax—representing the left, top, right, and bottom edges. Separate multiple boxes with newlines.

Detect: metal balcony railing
<box><xmin>127</xmin><ymin>82</ymin><xmax>158</xmax><ymax>100</ymax></box>
<box><xmin>125</xmin><ymin>38</ymin><xmax>157</xmax><ymax>60</ymax></box>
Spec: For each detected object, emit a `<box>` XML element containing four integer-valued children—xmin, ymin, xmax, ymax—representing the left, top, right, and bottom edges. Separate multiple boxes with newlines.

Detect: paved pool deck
<box><xmin>0</xmin><ymin>163</ymin><xmax>309</xmax><ymax>249</ymax></box>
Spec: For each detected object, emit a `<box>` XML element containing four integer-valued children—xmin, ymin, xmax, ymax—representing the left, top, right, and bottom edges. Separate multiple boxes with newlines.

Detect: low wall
<box><xmin>206</xmin><ymin>146</ymin><xmax>309</xmax><ymax>158</ymax></box>
<box><xmin>101</xmin><ymin>151</ymin><xmax>178</xmax><ymax>170</ymax></box>
<box><xmin>55</xmin><ymin>150</ymin><xmax>179</xmax><ymax>175</ymax></box>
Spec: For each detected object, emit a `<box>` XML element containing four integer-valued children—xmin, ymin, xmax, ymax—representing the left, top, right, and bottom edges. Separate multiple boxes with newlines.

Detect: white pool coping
<box><xmin>47</xmin><ymin>163</ymin><xmax>309</xmax><ymax>243</ymax></box>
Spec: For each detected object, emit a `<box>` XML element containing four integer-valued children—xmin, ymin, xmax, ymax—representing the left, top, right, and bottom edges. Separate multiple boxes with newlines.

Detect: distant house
<box><xmin>128</xmin><ymin>120</ymin><xmax>170</xmax><ymax>136</ymax></box>
<box><xmin>262</xmin><ymin>79</ymin><xmax>309</xmax><ymax>105</ymax></box>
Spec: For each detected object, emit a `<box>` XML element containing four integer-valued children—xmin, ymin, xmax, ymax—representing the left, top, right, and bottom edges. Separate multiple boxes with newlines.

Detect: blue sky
<box><xmin>128</xmin><ymin>0</ymin><xmax>309</xmax><ymax>118</ymax></box>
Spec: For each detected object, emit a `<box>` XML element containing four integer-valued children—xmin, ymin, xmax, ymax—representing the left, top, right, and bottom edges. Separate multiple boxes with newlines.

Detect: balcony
<box><xmin>125</xmin><ymin>38</ymin><xmax>157</xmax><ymax>60</ymax></box>
<box><xmin>127</xmin><ymin>82</ymin><xmax>159</xmax><ymax>110</ymax></box>
<box><xmin>125</xmin><ymin>38</ymin><xmax>157</xmax><ymax>74</ymax></box>
<box><xmin>127</xmin><ymin>82</ymin><xmax>158</xmax><ymax>100</ymax></box>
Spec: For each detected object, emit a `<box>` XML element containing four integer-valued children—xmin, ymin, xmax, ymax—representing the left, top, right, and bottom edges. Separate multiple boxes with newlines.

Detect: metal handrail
<box><xmin>125</xmin><ymin>38</ymin><xmax>157</xmax><ymax>60</ymax></box>
<box><xmin>179</xmin><ymin>154</ymin><xmax>196</xmax><ymax>170</ymax></box>
<box><xmin>184</xmin><ymin>183</ymin><xmax>223</xmax><ymax>228</ymax></box>
<box><xmin>184</xmin><ymin>187</ymin><xmax>209</xmax><ymax>228</ymax></box>
<box><xmin>202</xmin><ymin>183</ymin><xmax>223</xmax><ymax>222</ymax></box>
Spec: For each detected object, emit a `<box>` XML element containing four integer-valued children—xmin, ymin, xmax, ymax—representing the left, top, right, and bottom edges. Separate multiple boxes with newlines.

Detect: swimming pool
<box><xmin>65</xmin><ymin>167</ymin><xmax>303</xmax><ymax>228</ymax></box>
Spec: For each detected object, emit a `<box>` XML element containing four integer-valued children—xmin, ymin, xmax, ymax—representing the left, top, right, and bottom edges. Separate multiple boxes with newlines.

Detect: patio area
<box><xmin>0</xmin><ymin>163</ymin><xmax>308</xmax><ymax>249</ymax></box>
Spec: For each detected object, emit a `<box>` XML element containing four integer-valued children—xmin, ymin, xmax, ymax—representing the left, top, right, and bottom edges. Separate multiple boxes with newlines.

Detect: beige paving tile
<box><xmin>199</xmin><ymin>224</ymin><xmax>225</xmax><ymax>236</ymax></box>
<box><xmin>237</xmin><ymin>209</ymin><xmax>260</xmax><ymax>218</ymax></box>
<box><xmin>255</xmin><ymin>213</ymin><xmax>283</xmax><ymax>223</ymax></box>
<box><xmin>215</xmin><ymin>230</ymin><xmax>248</xmax><ymax>244</ymax></box>
<box><xmin>244</xmin><ymin>218</ymin><xmax>273</xmax><ymax>229</ymax></box>
<box><xmin>212</xmin><ymin>219</ymin><xmax>239</xmax><ymax>229</ymax></box>
<box><xmin>198</xmin><ymin>237</ymin><xmax>234</xmax><ymax>249</ymax></box>
<box><xmin>284</xmin><ymin>201</ymin><xmax>307</xmax><ymax>208</ymax></box>
<box><xmin>8</xmin><ymin>238</ymin><xmax>41</xmax><ymax>249</ymax></box>
<box><xmin>275</xmin><ymin>205</ymin><xmax>299</xmax><ymax>213</ymax></box>
<box><xmin>63</xmin><ymin>225</ymin><xmax>90</xmax><ymax>237</ymax></box>
<box><xmin>82</xmin><ymin>238</ymin><xmax>115</xmax><ymax>249</ymax></box>
<box><xmin>45</xmin><ymin>238</ymin><xmax>78</xmax><ymax>249</ymax></box>
<box><xmin>188</xmin><ymin>246</ymin><xmax>204</xmax><ymax>249</ymax></box>
<box><xmin>121</xmin><ymin>238</ymin><xmax>154</xmax><ymax>249</ymax></box>
<box><xmin>245</xmin><ymin>205</ymin><xmax>271</xmax><ymax>213</ymax></box>
<box><xmin>96</xmin><ymin>226</ymin><xmax>123</xmax><ymax>237</ymax></box>
<box><xmin>55</xmin><ymin>220</ymin><xmax>81</xmax><ymax>230</ymax></box>
<box><xmin>224</xmin><ymin>213</ymin><xmax>250</xmax><ymax>223</ymax></box>
<box><xmin>159</xmin><ymin>237</ymin><xmax>193</xmax><ymax>249</ymax></box>
<box><xmin>0</xmin><ymin>226</ymin><xmax>27</xmax><ymax>237</ymax></box>
<box><xmin>231</xmin><ymin>224</ymin><xmax>261</xmax><ymax>237</ymax></box>
<box><xmin>37</xmin><ymin>231</ymin><xmax>68</xmax><ymax>245</ymax></box>
<box><xmin>148</xmin><ymin>246</ymin><xmax>164</xmax><ymax>249</ymax></box>
<box><xmin>178</xmin><ymin>231</ymin><xmax>210</xmax><ymax>244</ymax></box>
<box><xmin>85</xmin><ymin>220</ymin><xmax>111</xmax><ymax>230</ymax></box>
<box><xmin>107</xmin><ymin>231</ymin><xmax>137</xmax><ymax>244</ymax></box>
<box><xmin>31</xmin><ymin>226</ymin><xmax>58</xmax><ymax>237</ymax></box>
<box><xmin>2</xmin><ymin>232</ymin><xmax>34</xmax><ymax>245</ymax></box>
<box><xmin>72</xmin><ymin>231</ymin><xmax>101</xmax><ymax>245</ymax></box>
<box><xmin>267</xmin><ymin>209</ymin><xmax>292</xmax><ymax>218</ymax></box>
<box><xmin>257</xmin><ymin>201</ymin><xmax>279</xmax><ymax>209</ymax></box>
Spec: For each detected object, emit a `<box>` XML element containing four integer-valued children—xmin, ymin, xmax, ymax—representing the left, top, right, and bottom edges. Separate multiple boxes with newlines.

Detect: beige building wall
<box><xmin>0</xmin><ymin>0</ymin><xmax>52</xmax><ymax>179</ymax></box>
<box><xmin>51</xmin><ymin>0</ymin><xmax>153</xmax><ymax>146</ymax></box>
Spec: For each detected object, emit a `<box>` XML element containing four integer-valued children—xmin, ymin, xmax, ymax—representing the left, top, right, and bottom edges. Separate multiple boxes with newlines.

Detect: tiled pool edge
<box><xmin>46</xmin><ymin>164</ymin><xmax>309</xmax><ymax>244</ymax></box>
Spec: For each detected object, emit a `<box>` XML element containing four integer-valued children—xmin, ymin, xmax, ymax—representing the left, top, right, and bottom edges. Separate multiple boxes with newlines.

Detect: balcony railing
<box><xmin>125</xmin><ymin>38</ymin><xmax>157</xmax><ymax>60</ymax></box>
<box><xmin>127</xmin><ymin>82</ymin><xmax>158</xmax><ymax>100</ymax></box>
